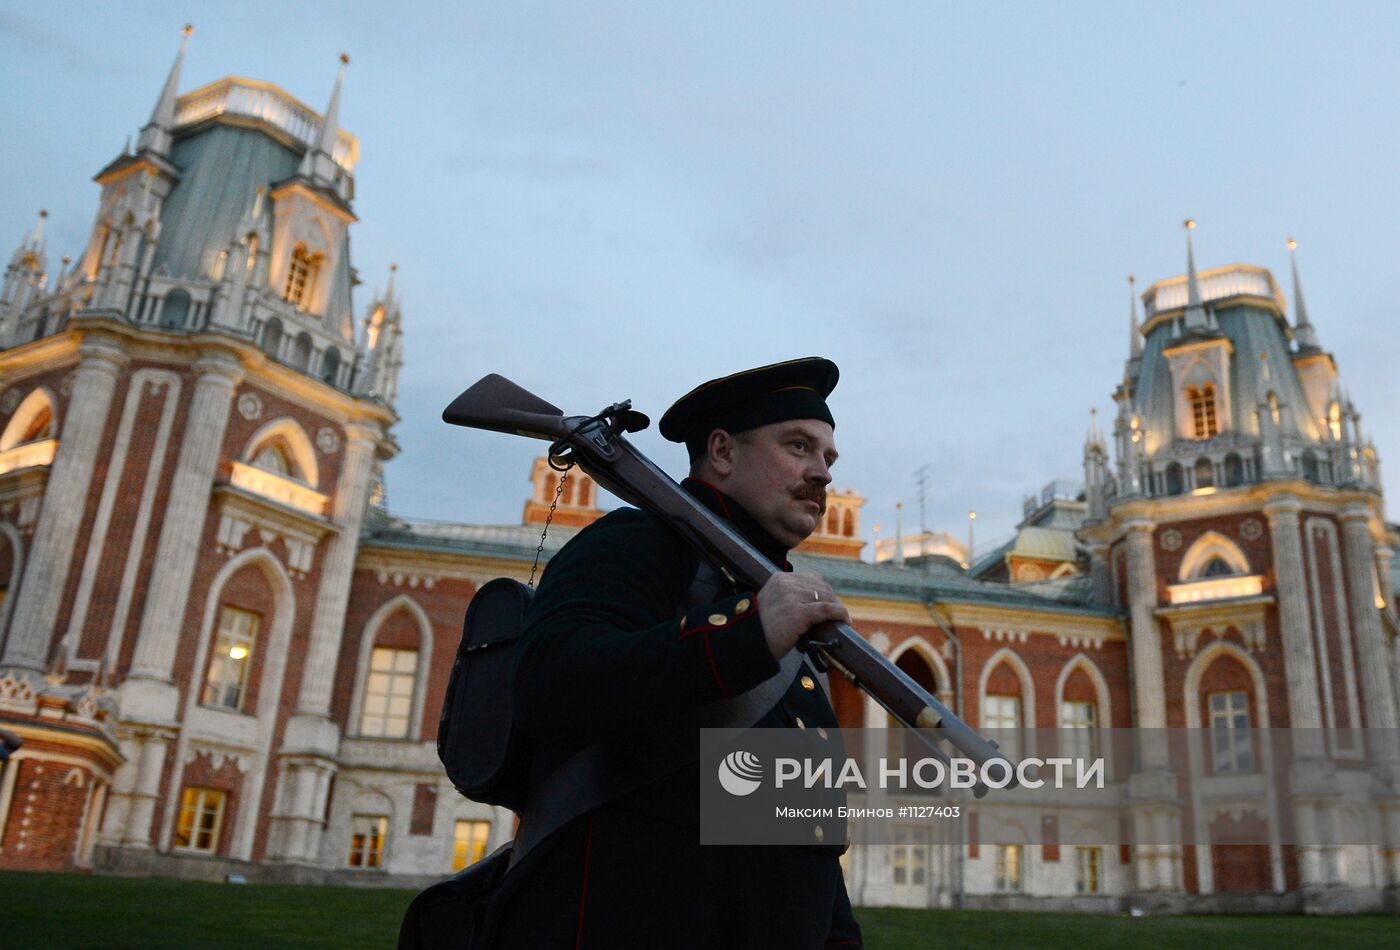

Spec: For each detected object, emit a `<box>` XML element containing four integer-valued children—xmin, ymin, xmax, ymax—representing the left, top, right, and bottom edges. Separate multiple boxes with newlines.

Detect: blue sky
<box><xmin>4</xmin><ymin>1</ymin><xmax>1400</xmax><ymax>554</ymax></box>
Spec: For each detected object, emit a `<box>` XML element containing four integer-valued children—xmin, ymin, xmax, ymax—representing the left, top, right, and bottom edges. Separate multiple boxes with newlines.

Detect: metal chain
<box><xmin>528</xmin><ymin>463</ymin><xmax>572</xmax><ymax>588</ymax></box>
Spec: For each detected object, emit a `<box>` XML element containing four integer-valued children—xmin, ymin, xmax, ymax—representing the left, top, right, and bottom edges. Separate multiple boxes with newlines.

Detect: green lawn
<box><xmin>5</xmin><ymin>871</ymin><xmax>1399</xmax><ymax>949</ymax></box>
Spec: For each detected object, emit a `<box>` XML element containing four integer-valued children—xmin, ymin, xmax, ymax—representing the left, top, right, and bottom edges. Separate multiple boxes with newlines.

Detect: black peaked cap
<box><xmin>659</xmin><ymin>357</ymin><xmax>839</xmax><ymax>459</ymax></box>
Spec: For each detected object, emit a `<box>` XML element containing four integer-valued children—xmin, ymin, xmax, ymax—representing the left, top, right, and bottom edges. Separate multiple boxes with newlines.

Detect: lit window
<box><xmin>1209</xmin><ymin>691</ymin><xmax>1253</xmax><ymax>773</ymax></box>
<box><xmin>982</xmin><ymin>694</ymin><xmax>1022</xmax><ymax>761</ymax></box>
<box><xmin>245</xmin><ymin>234</ymin><xmax>259</xmax><ymax>276</ymax></box>
<box><xmin>995</xmin><ymin>844</ymin><xmax>1022</xmax><ymax>892</ymax></box>
<box><xmin>1075</xmin><ymin>846</ymin><xmax>1102</xmax><ymax>894</ymax></box>
<box><xmin>174</xmin><ymin>787</ymin><xmax>226</xmax><ymax>853</ymax></box>
<box><xmin>348</xmin><ymin>814</ymin><xmax>388</xmax><ymax>868</ymax></box>
<box><xmin>202</xmin><ymin>607</ymin><xmax>258</xmax><ymax>711</ymax></box>
<box><xmin>452</xmin><ymin>820</ymin><xmax>492</xmax><ymax>872</ymax></box>
<box><xmin>1059</xmin><ymin>700</ymin><xmax>1097</xmax><ymax>761</ymax></box>
<box><xmin>1188</xmin><ymin>384</ymin><xmax>1219</xmax><ymax>439</ymax></box>
<box><xmin>360</xmin><ymin>647</ymin><xmax>418</xmax><ymax>738</ymax></box>
<box><xmin>283</xmin><ymin>245</ymin><xmax>319</xmax><ymax>310</ymax></box>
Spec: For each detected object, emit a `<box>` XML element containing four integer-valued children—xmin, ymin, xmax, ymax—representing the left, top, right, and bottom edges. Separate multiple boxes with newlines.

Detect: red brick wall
<box><xmin>336</xmin><ymin>567</ymin><xmax>478</xmax><ymax>741</ymax></box>
<box><xmin>0</xmin><ymin>756</ymin><xmax>92</xmax><ymax>871</ymax></box>
<box><xmin>73</xmin><ymin>363</ymin><xmax>186</xmax><ymax>666</ymax></box>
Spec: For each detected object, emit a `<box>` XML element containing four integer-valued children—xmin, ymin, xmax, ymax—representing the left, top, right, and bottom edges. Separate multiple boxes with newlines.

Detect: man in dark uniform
<box><xmin>486</xmin><ymin>357</ymin><xmax>863</xmax><ymax>949</ymax></box>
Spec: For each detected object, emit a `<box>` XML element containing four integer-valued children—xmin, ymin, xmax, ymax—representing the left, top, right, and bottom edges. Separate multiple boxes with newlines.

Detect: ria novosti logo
<box><xmin>717</xmin><ymin>750</ymin><xmax>764</xmax><ymax>796</ymax></box>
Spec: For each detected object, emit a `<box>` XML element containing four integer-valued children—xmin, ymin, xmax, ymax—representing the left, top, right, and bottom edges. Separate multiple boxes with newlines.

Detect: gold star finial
<box><xmin>1184</xmin><ymin>218</ymin><xmax>1196</xmax><ymax>230</ymax></box>
<box><xmin>183</xmin><ymin>24</ymin><xmax>194</xmax><ymax>38</ymax></box>
<box><xmin>340</xmin><ymin>52</ymin><xmax>350</xmax><ymax>66</ymax></box>
<box><xmin>1287</xmin><ymin>237</ymin><xmax>1297</xmax><ymax>250</ymax></box>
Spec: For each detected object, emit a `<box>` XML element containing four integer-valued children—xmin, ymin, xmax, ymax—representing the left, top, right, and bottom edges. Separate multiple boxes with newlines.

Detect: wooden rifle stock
<box><xmin>445</xmin><ymin>374</ymin><xmax>1014</xmax><ymax>794</ymax></box>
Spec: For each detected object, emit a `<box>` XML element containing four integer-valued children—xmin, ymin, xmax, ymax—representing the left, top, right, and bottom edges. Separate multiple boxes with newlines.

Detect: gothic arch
<box><xmin>1054</xmin><ymin>653</ymin><xmax>1115</xmax><ymax>773</ymax></box>
<box><xmin>888</xmin><ymin>635</ymin><xmax>951</xmax><ymax>695</ymax></box>
<box><xmin>347</xmin><ymin>594</ymin><xmax>435</xmax><ymax>742</ymax></box>
<box><xmin>1179</xmin><ymin>531</ymin><xmax>1251</xmax><ymax>580</ymax></box>
<box><xmin>1182</xmin><ymin>640</ymin><xmax>1270</xmax><ymax>729</ymax></box>
<box><xmin>0</xmin><ymin>387</ymin><xmax>58</xmax><ymax>451</ymax></box>
<box><xmin>159</xmin><ymin>548</ymin><xmax>297</xmax><ymax>856</ymax></box>
<box><xmin>978</xmin><ymin>646</ymin><xmax>1038</xmax><ymax>756</ymax></box>
<box><xmin>1054</xmin><ymin>653</ymin><xmax>1113</xmax><ymax>729</ymax></box>
<box><xmin>242</xmin><ymin>417</ymin><xmax>320</xmax><ymax>488</ymax></box>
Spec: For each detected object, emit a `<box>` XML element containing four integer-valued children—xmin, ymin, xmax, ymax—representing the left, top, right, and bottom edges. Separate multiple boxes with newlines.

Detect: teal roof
<box><xmin>155</xmin><ymin>125</ymin><xmax>298</xmax><ymax>280</ymax></box>
<box><xmin>363</xmin><ymin>518</ymin><xmax>1119</xmax><ymax>620</ymax></box>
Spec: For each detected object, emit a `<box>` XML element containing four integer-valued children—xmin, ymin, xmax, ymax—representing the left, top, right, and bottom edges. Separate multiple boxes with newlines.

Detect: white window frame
<box><xmin>452</xmin><ymin>819</ymin><xmax>492</xmax><ymax>872</ymax></box>
<box><xmin>1075</xmin><ymin>846</ymin><xmax>1102</xmax><ymax>894</ymax></box>
<box><xmin>173</xmin><ymin>786</ymin><xmax>227</xmax><ymax>854</ymax></box>
<box><xmin>359</xmin><ymin>646</ymin><xmax>420</xmax><ymax>738</ymax></box>
<box><xmin>995</xmin><ymin>843</ymin><xmax>1023</xmax><ymax>892</ymax></box>
<box><xmin>1059</xmin><ymin>699</ymin><xmax>1098</xmax><ymax>762</ymax></box>
<box><xmin>202</xmin><ymin>606</ymin><xmax>259</xmax><ymax>711</ymax></box>
<box><xmin>982</xmin><ymin>694</ymin><xmax>1022</xmax><ymax>761</ymax></box>
<box><xmin>1209</xmin><ymin>690</ymin><xmax>1253</xmax><ymax>773</ymax></box>
<box><xmin>348</xmin><ymin>813</ymin><xmax>389</xmax><ymax>869</ymax></box>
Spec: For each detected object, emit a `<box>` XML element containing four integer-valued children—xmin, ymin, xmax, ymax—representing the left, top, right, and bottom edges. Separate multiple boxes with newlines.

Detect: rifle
<box><xmin>443</xmin><ymin>374</ymin><xmax>1012</xmax><ymax>795</ymax></box>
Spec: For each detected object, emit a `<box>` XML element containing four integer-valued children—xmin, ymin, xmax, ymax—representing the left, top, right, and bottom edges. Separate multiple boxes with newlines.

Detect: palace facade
<box><xmin>0</xmin><ymin>37</ymin><xmax>1396</xmax><ymax>913</ymax></box>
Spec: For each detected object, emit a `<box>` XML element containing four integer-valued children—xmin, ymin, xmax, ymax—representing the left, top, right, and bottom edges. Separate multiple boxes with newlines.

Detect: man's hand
<box><xmin>757</xmin><ymin>572</ymin><xmax>850</xmax><ymax>660</ymax></box>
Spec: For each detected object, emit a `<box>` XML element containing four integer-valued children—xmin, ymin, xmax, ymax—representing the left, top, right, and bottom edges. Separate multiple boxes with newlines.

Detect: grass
<box><xmin>5</xmin><ymin>871</ymin><xmax>1399</xmax><ymax>949</ymax></box>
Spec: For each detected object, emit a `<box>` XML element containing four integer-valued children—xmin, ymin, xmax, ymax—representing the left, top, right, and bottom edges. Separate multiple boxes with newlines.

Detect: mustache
<box><xmin>792</xmin><ymin>486</ymin><xmax>827</xmax><ymax>513</ymax></box>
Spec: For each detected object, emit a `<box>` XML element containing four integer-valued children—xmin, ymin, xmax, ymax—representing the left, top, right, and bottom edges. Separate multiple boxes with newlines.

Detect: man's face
<box><xmin>717</xmin><ymin>419</ymin><xmax>838</xmax><ymax>549</ymax></box>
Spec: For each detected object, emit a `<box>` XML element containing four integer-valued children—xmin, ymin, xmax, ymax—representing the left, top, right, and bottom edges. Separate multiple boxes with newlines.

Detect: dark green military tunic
<box><xmin>483</xmin><ymin>478</ymin><xmax>862</xmax><ymax>949</ymax></box>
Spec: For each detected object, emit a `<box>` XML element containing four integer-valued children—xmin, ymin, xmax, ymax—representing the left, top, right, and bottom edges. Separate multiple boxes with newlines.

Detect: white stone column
<box><xmin>290</xmin><ymin>421</ymin><xmax>381</xmax><ymax>730</ymax></box>
<box><xmin>1</xmin><ymin>334</ymin><xmax>127</xmax><ymax>672</ymax></box>
<box><xmin>1123</xmin><ymin>519</ymin><xmax>1167</xmax><ymax>764</ymax></box>
<box><xmin>860</xmin><ymin>694</ymin><xmax>893</xmax><ymax>906</ymax></box>
<box><xmin>1263</xmin><ymin>497</ymin><xmax>1325</xmax><ymax>740</ymax></box>
<box><xmin>122</xmin><ymin>732</ymin><xmax>171</xmax><ymax>848</ymax></box>
<box><xmin>1339</xmin><ymin>505</ymin><xmax>1400</xmax><ymax>738</ymax></box>
<box><xmin>125</xmin><ymin>348</ymin><xmax>243</xmax><ymax>720</ymax></box>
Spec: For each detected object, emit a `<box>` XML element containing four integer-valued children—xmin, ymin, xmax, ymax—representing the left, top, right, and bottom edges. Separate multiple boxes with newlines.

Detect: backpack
<box><xmin>435</xmin><ymin>577</ymin><xmax>536</xmax><ymax>814</ymax></box>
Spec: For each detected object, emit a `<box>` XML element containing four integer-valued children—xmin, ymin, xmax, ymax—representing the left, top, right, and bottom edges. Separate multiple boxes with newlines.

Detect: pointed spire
<box><xmin>1182</xmin><ymin>218</ymin><xmax>1208</xmax><ymax>329</ymax></box>
<box><xmin>1127</xmin><ymin>274</ymin><xmax>1141</xmax><ymax>358</ymax></box>
<box><xmin>1287</xmin><ymin>237</ymin><xmax>1319</xmax><ymax>350</ymax></box>
<box><xmin>30</xmin><ymin>209</ymin><xmax>47</xmax><ymax>249</ymax></box>
<box><xmin>138</xmin><ymin>25</ymin><xmax>192</xmax><ymax>156</ymax></box>
<box><xmin>300</xmin><ymin>54</ymin><xmax>348</xmax><ymax>184</ymax></box>
<box><xmin>384</xmin><ymin>262</ymin><xmax>398</xmax><ymax>306</ymax></box>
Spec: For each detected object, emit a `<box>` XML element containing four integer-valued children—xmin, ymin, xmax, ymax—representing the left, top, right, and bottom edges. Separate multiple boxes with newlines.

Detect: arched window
<box><xmin>1194</xmin><ymin>457</ymin><xmax>1214</xmax><ymax>489</ymax></box>
<box><xmin>320</xmin><ymin>347</ymin><xmax>341</xmax><ymax>386</ymax></box>
<box><xmin>888</xmin><ymin>648</ymin><xmax>939</xmax><ymax>759</ymax></box>
<box><xmin>1327</xmin><ymin>401</ymin><xmax>1342</xmax><ymax>441</ymax></box>
<box><xmin>291</xmin><ymin>332</ymin><xmax>313</xmax><ymax>370</ymax></box>
<box><xmin>1223</xmin><ymin>453</ymin><xmax>1244</xmax><ymax>487</ymax></box>
<box><xmin>283</xmin><ymin>244</ymin><xmax>320</xmax><ymax>310</ymax></box>
<box><xmin>1165</xmin><ymin>462</ymin><xmax>1184</xmax><ymax>496</ymax></box>
<box><xmin>159</xmin><ymin>289</ymin><xmax>190</xmax><ymax>329</ymax></box>
<box><xmin>1301</xmin><ymin>450</ymin><xmax>1320</xmax><ymax>484</ymax></box>
<box><xmin>242</xmin><ymin>418</ymin><xmax>320</xmax><ymax>488</ymax></box>
<box><xmin>1267</xmin><ymin>392</ymin><xmax>1280</xmax><ymax>426</ymax></box>
<box><xmin>252</xmin><ymin>444</ymin><xmax>290</xmax><ymax>476</ymax></box>
<box><xmin>1188</xmin><ymin>384</ymin><xmax>1219</xmax><ymax>439</ymax></box>
<box><xmin>245</xmin><ymin>234</ymin><xmax>259</xmax><ymax>276</ymax></box>
<box><xmin>262</xmin><ymin>317</ymin><xmax>284</xmax><ymax>359</ymax></box>
<box><xmin>201</xmin><ymin>606</ymin><xmax>259</xmax><ymax>711</ymax></box>
<box><xmin>0</xmin><ymin>389</ymin><xmax>57</xmax><ymax>452</ymax></box>
<box><xmin>1178</xmin><ymin>531</ymin><xmax>1252</xmax><ymax>580</ymax></box>
<box><xmin>1202</xmin><ymin>557</ymin><xmax>1233</xmax><ymax>578</ymax></box>
<box><xmin>360</xmin><ymin>646</ymin><xmax>419</xmax><ymax>738</ymax></box>
<box><xmin>842</xmin><ymin>509</ymin><xmax>855</xmax><ymax>537</ymax></box>
<box><xmin>981</xmin><ymin>660</ymin><xmax>1023</xmax><ymax>761</ymax></box>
